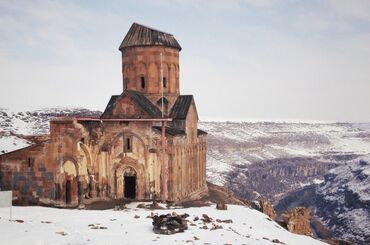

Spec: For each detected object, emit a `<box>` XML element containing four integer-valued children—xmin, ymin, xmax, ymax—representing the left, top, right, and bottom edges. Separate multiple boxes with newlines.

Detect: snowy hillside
<box><xmin>1</xmin><ymin>108</ymin><xmax>369</xmax><ymax>243</ymax></box>
<box><xmin>315</xmin><ymin>154</ymin><xmax>370</xmax><ymax>243</ymax></box>
<box><xmin>0</xmin><ymin>108</ymin><xmax>101</xmax><ymax>154</ymax></box>
<box><xmin>199</xmin><ymin>122</ymin><xmax>370</xmax><ymax>185</ymax></box>
<box><xmin>0</xmin><ymin>203</ymin><xmax>326</xmax><ymax>245</ymax></box>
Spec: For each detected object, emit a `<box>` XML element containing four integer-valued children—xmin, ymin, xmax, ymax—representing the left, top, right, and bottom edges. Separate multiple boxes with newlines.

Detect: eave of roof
<box><xmin>197</xmin><ymin>129</ymin><xmax>208</xmax><ymax>136</ymax></box>
<box><xmin>152</xmin><ymin>126</ymin><xmax>186</xmax><ymax>137</ymax></box>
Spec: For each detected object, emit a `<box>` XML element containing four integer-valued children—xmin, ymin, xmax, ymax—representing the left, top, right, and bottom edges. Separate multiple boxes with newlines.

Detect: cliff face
<box><xmin>315</xmin><ymin>156</ymin><xmax>370</xmax><ymax>243</ymax></box>
<box><xmin>276</xmin><ymin>155</ymin><xmax>370</xmax><ymax>244</ymax></box>
<box><xmin>227</xmin><ymin>157</ymin><xmax>337</xmax><ymax>201</ymax></box>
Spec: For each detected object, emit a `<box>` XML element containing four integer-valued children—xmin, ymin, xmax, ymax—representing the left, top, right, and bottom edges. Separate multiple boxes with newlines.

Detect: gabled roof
<box><xmin>130</xmin><ymin>92</ymin><xmax>162</xmax><ymax>117</ymax></box>
<box><xmin>170</xmin><ymin>95</ymin><xmax>194</xmax><ymax>120</ymax></box>
<box><xmin>101</xmin><ymin>91</ymin><xmax>162</xmax><ymax>119</ymax></box>
<box><xmin>119</xmin><ymin>23</ymin><xmax>182</xmax><ymax>51</ymax></box>
<box><xmin>101</xmin><ymin>95</ymin><xmax>120</xmax><ymax>118</ymax></box>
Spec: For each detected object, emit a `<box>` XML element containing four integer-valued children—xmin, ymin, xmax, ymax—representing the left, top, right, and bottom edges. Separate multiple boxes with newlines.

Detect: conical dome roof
<box><xmin>119</xmin><ymin>23</ymin><xmax>181</xmax><ymax>51</ymax></box>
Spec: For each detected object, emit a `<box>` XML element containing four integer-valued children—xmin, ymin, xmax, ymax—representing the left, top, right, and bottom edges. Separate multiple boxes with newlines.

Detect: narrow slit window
<box><xmin>163</xmin><ymin>77</ymin><xmax>167</xmax><ymax>88</ymax></box>
<box><xmin>28</xmin><ymin>157</ymin><xmax>34</xmax><ymax>168</ymax></box>
<box><xmin>140</xmin><ymin>76</ymin><xmax>145</xmax><ymax>89</ymax></box>
<box><xmin>124</xmin><ymin>136</ymin><xmax>133</xmax><ymax>153</ymax></box>
<box><xmin>127</xmin><ymin>138</ymin><xmax>131</xmax><ymax>151</ymax></box>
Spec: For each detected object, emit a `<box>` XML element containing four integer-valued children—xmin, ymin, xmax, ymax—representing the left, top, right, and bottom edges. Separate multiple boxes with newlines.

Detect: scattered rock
<box><xmin>194</xmin><ymin>236</ymin><xmax>200</xmax><ymax>240</ymax></box>
<box><xmin>134</xmin><ymin>215</ymin><xmax>140</xmax><ymax>219</ymax></box>
<box><xmin>136</xmin><ymin>204</ymin><xmax>146</xmax><ymax>209</ymax></box>
<box><xmin>222</xmin><ymin>219</ymin><xmax>233</xmax><ymax>224</ymax></box>
<box><xmin>216</xmin><ymin>202</ymin><xmax>227</xmax><ymax>210</ymax></box>
<box><xmin>136</xmin><ymin>201</ymin><xmax>164</xmax><ymax>210</ymax></box>
<box><xmin>78</xmin><ymin>204</ymin><xmax>86</xmax><ymax>209</ymax></box>
<box><xmin>149</xmin><ymin>201</ymin><xmax>163</xmax><ymax>209</ymax></box>
<box><xmin>193</xmin><ymin>216</ymin><xmax>199</xmax><ymax>221</ymax></box>
<box><xmin>89</xmin><ymin>224</ymin><xmax>107</xmax><ymax>230</ymax></box>
<box><xmin>272</xmin><ymin>238</ymin><xmax>285</xmax><ymax>244</ymax></box>
<box><xmin>201</xmin><ymin>214</ymin><xmax>212</xmax><ymax>223</ymax></box>
<box><xmin>55</xmin><ymin>231</ymin><xmax>67</xmax><ymax>236</ymax></box>
<box><xmin>114</xmin><ymin>204</ymin><xmax>126</xmax><ymax>211</ymax></box>
<box><xmin>15</xmin><ymin>219</ymin><xmax>24</xmax><ymax>223</ymax></box>
<box><xmin>41</xmin><ymin>221</ymin><xmax>52</xmax><ymax>224</ymax></box>
<box><xmin>216</xmin><ymin>219</ymin><xmax>233</xmax><ymax>224</ymax></box>
<box><xmin>152</xmin><ymin>213</ymin><xmax>189</xmax><ymax>235</ymax></box>
<box><xmin>210</xmin><ymin>224</ymin><xmax>223</xmax><ymax>230</ymax></box>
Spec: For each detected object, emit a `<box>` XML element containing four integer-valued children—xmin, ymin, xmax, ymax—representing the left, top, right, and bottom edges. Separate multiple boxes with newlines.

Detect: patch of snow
<box><xmin>0</xmin><ymin>135</ymin><xmax>32</xmax><ymax>154</ymax></box>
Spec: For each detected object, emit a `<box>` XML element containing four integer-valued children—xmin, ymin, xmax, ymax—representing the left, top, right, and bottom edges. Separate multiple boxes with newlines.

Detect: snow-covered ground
<box><xmin>0</xmin><ymin>203</ymin><xmax>325</xmax><ymax>245</ymax></box>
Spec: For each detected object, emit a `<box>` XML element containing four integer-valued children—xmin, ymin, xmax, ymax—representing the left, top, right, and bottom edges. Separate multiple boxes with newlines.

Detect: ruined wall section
<box><xmin>0</xmin><ymin>141</ymin><xmax>55</xmax><ymax>205</ymax></box>
<box><xmin>50</xmin><ymin>118</ymin><xmax>90</xmax><ymax>207</ymax></box>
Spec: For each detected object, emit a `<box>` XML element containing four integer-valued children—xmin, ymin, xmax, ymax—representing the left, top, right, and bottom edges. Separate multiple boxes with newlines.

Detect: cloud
<box><xmin>1</xmin><ymin>0</ymin><xmax>370</xmax><ymax>121</ymax></box>
<box><xmin>328</xmin><ymin>0</ymin><xmax>370</xmax><ymax>22</ymax></box>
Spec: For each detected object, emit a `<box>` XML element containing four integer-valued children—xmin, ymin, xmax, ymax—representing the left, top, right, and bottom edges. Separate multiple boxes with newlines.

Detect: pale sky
<box><xmin>1</xmin><ymin>0</ymin><xmax>370</xmax><ymax>122</ymax></box>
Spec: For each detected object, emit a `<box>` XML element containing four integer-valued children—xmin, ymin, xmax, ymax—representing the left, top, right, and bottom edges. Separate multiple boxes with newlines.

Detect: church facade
<box><xmin>0</xmin><ymin>23</ymin><xmax>208</xmax><ymax>207</ymax></box>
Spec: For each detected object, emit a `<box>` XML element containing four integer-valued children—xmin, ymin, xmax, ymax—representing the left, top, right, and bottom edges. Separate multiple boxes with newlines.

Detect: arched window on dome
<box><xmin>140</xmin><ymin>76</ymin><xmax>146</xmax><ymax>89</ymax></box>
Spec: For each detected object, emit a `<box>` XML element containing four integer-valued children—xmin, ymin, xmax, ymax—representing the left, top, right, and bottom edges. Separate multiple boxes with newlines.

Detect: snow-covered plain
<box><xmin>0</xmin><ymin>203</ymin><xmax>326</xmax><ymax>245</ymax></box>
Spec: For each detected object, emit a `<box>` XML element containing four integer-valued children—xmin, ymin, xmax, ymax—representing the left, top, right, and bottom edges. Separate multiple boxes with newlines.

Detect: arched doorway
<box><xmin>62</xmin><ymin>160</ymin><xmax>78</xmax><ymax>205</ymax></box>
<box><xmin>123</xmin><ymin>167</ymin><xmax>137</xmax><ymax>199</ymax></box>
<box><xmin>124</xmin><ymin>175</ymin><xmax>136</xmax><ymax>198</ymax></box>
<box><xmin>115</xmin><ymin>166</ymin><xmax>137</xmax><ymax>199</ymax></box>
<box><xmin>66</xmin><ymin>180</ymin><xmax>72</xmax><ymax>204</ymax></box>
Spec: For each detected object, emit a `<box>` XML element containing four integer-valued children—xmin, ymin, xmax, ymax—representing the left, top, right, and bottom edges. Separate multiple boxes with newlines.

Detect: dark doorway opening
<box><xmin>66</xmin><ymin>180</ymin><xmax>72</xmax><ymax>204</ymax></box>
<box><xmin>124</xmin><ymin>176</ymin><xmax>136</xmax><ymax>199</ymax></box>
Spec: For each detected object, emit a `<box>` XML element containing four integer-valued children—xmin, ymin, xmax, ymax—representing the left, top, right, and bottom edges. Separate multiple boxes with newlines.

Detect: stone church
<box><xmin>0</xmin><ymin>23</ymin><xmax>208</xmax><ymax>207</ymax></box>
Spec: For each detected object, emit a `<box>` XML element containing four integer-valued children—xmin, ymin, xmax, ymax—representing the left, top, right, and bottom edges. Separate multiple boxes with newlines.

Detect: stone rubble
<box><xmin>152</xmin><ymin>213</ymin><xmax>189</xmax><ymax>235</ymax></box>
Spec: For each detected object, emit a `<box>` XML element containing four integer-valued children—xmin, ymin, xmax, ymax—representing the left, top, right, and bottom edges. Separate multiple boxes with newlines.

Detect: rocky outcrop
<box><xmin>279</xmin><ymin>207</ymin><xmax>312</xmax><ymax>236</ymax></box>
<box><xmin>259</xmin><ymin>199</ymin><xmax>276</xmax><ymax>220</ymax></box>
<box><xmin>216</xmin><ymin>202</ymin><xmax>228</xmax><ymax>210</ymax></box>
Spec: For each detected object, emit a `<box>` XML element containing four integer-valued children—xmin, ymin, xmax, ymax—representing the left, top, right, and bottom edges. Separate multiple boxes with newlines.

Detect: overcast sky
<box><xmin>1</xmin><ymin>0</ymin><xmax>370</xmax><ymax>122</ymax></box>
